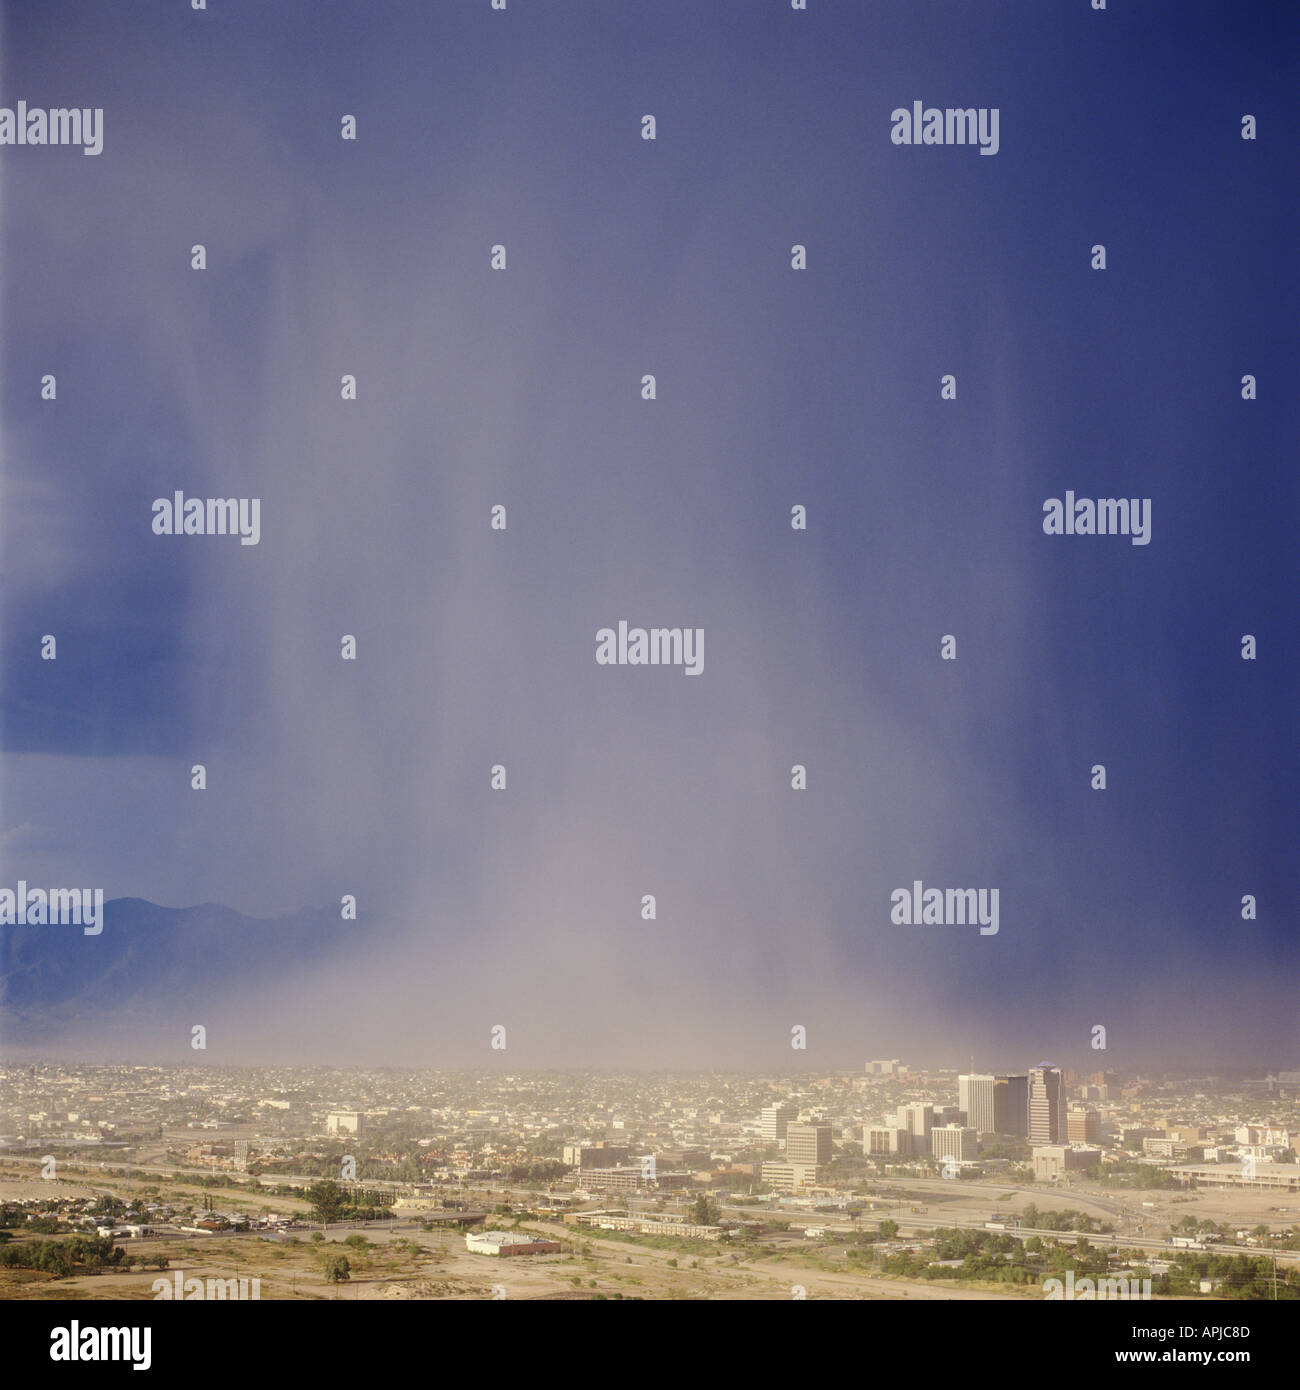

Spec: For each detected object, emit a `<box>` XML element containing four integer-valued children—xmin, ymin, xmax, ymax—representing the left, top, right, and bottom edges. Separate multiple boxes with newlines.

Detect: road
<box><xmin>9</xmin><ymin>1154</ymin><xmax>1295</xmax><ymax>1268</ymax></box>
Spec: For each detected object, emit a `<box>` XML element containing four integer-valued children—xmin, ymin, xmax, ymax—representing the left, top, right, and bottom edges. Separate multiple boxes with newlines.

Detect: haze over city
<box><xmin>0</xmin><ymin>1</ymin><xmax>1295</xmax><ymax>1339</ymax></box>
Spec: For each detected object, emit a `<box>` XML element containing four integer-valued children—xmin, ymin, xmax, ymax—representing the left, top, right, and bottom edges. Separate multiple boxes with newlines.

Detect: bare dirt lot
<box><xmin>0</xmin><ymin>1220</ymin><xmax>1036</xmax><ymax>1302</ymax></box>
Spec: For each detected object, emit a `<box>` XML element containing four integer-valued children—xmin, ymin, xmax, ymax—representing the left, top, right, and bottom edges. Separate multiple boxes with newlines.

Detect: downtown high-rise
<box><xmin>959</xmin><ymin>1073</ymin><xmax>1028</xmax><ymax>1136</ymax></box>
<box><xmin>1028</xmin><ymin>1064</ymin><xmax>1068</xmax><ymax>1144</ymax></box>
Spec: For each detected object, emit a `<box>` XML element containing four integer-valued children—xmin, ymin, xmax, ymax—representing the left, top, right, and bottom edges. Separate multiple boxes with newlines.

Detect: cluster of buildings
<box><xmin>0</xmin><ymin>1184</ymin><xmax>300</xmax><ymax>1239</ymax></box>
<box><xmin>750</xmin><ymin>1063</ymin><xmax>1300</xmax><ymax>1195</ymax></box>
<box><xmin>562</xmin><ymin>1142</ymin><xmax>698</xmax><ymax>1193</ymax></box>
<box><xmin>4</xmin><ymin>1061</ymin><xmax>1298</xmax><ymax>1208</ymax></box>
<box><xmin>759</xmin><ymin>1115</ymin><xmax>833</xmax><ymax>1192</ymax></box>
<box><xmin>858</xmin><ymin>1064</ymin><xmax>1080</xmax><ymax>1181</ymax></box>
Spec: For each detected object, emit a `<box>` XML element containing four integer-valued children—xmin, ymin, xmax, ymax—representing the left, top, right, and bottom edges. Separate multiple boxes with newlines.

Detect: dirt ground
<box><xmin>3</xmin><ymin>1165</ymin><xmax>1292</xmax><ymax>1302</ymax></box>
<box><xmin>0</xmin><ymin>1220</ymin><xmax>1036</xmax><ymax>1302</ymax></box>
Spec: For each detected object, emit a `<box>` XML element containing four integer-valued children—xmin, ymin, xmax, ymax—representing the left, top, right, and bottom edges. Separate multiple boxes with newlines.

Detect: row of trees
<box><xmin>844</xmin><ymin>1223</ymin><xmax>1299</xmax><ymax>1300</ymax></box>
<box><xmin>1020</xmin><ymin>1203</ymin><xmax>1111</xmax><ymax>1233</ymax></box>
<box><xmin>1161</xmin><ymin>1252</ymin><xmax>1299</xmax><ymax>1299</ymax></box>
<box><xmin>305</xmin><ymin>1179</ymin><xmax>394</xmax><ymax>1226</ymax></box>
<box><xmin>0</xmin><ymin>1235</ymin><xmax>128</xmax><ymax>1275</ymax></box>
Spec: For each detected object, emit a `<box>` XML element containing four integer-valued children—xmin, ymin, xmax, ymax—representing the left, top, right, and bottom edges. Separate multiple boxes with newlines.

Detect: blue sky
<box><xmin>1</xmin><ymin>0</ymin><xmax>1296</xmax><ymax>1068</ymax></box>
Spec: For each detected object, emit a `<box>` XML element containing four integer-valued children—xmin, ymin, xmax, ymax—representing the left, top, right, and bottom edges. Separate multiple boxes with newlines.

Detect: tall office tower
<box><xmin>785</xmin><ymin>1122</ymin><xmax>832</xmax><ymax>1166</ymax></box>
<box><xmin>959</xmin><ymin>1075</ymin><xmax>996</xmax><ymax>1133</ymax></box>
<box><xmin>898</xmin><ymin>1103</ymin><xmax>934</xmax><ymax>1145</ymax></box>
<box><xmin>1068</xmin><ymin>1106</ymin><xmax>1100</xmax><ymax>1144</ymax></box>
<box><xmin>761</xmin><ymin>1102</ymin><xmax>799</xmax><ymax>1145</ymax></box>
<box><xmin>1003</xmin><ymin>1075</ymin><xmax>1029</xmax><ymax>1136</ymax></box>
<box><xmin>1028</xmin><ymin>1065</ymin><xmax>1067</xmax><ymax>1144</ymax></box>
<box><xmin>961</xmin><ymin>1074</ymin><xmax>1030</xmax><ymax>1135</ymax></box>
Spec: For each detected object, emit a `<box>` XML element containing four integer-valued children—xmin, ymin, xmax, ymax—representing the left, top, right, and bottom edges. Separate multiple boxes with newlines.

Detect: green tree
<box><xmin>322</xmin><ymin>1252</ymin><xmax>350</xmax><ymax>1283</ymax></box>
<box><xmin>691</xmin><ymin>1195</ymin><xmax>721</xmax><ymax>1226</ymax></box>
<box><xmin>306</xmin><ymin>1180</ymin><xmax>347</xmax><ymax>1228</ymax></box>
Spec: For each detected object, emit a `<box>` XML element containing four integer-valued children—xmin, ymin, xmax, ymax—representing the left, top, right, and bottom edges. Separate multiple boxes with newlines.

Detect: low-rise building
<box><xmin>569</xmin><ymin>1212</ymin><xmax>726</xmax><ymax>1241</ymax></box>
<box><xmin>760</xmin><ymin>1161</ymin><xmax>821</xmax><ymax>1192</ymax></box>
<box><xmin>465</xmin><ymin>1231</ymin><xmax>562</xmax><ymax>1257</ymax></box>
<box><xmin>1032</xmin><ymin>1145</ymin><xmax>1101</xmax><ymax>1182</ymax></box>
<box><xmin>1171</xmin><ymin>1163</ymin><xmax>1300</xmax><ymax>1193</ymax></box>
<box><xmin>931</xmin><ymin>1125</ymin><xmax>978</xmax><ymax>1162</ymax></box>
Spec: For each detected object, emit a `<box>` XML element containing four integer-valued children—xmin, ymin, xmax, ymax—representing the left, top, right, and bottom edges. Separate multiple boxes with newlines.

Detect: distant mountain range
<box><xmin>0</xmin><ymin>898</ymin><xmax>356</xmax><ymax>1045</ymax></box>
